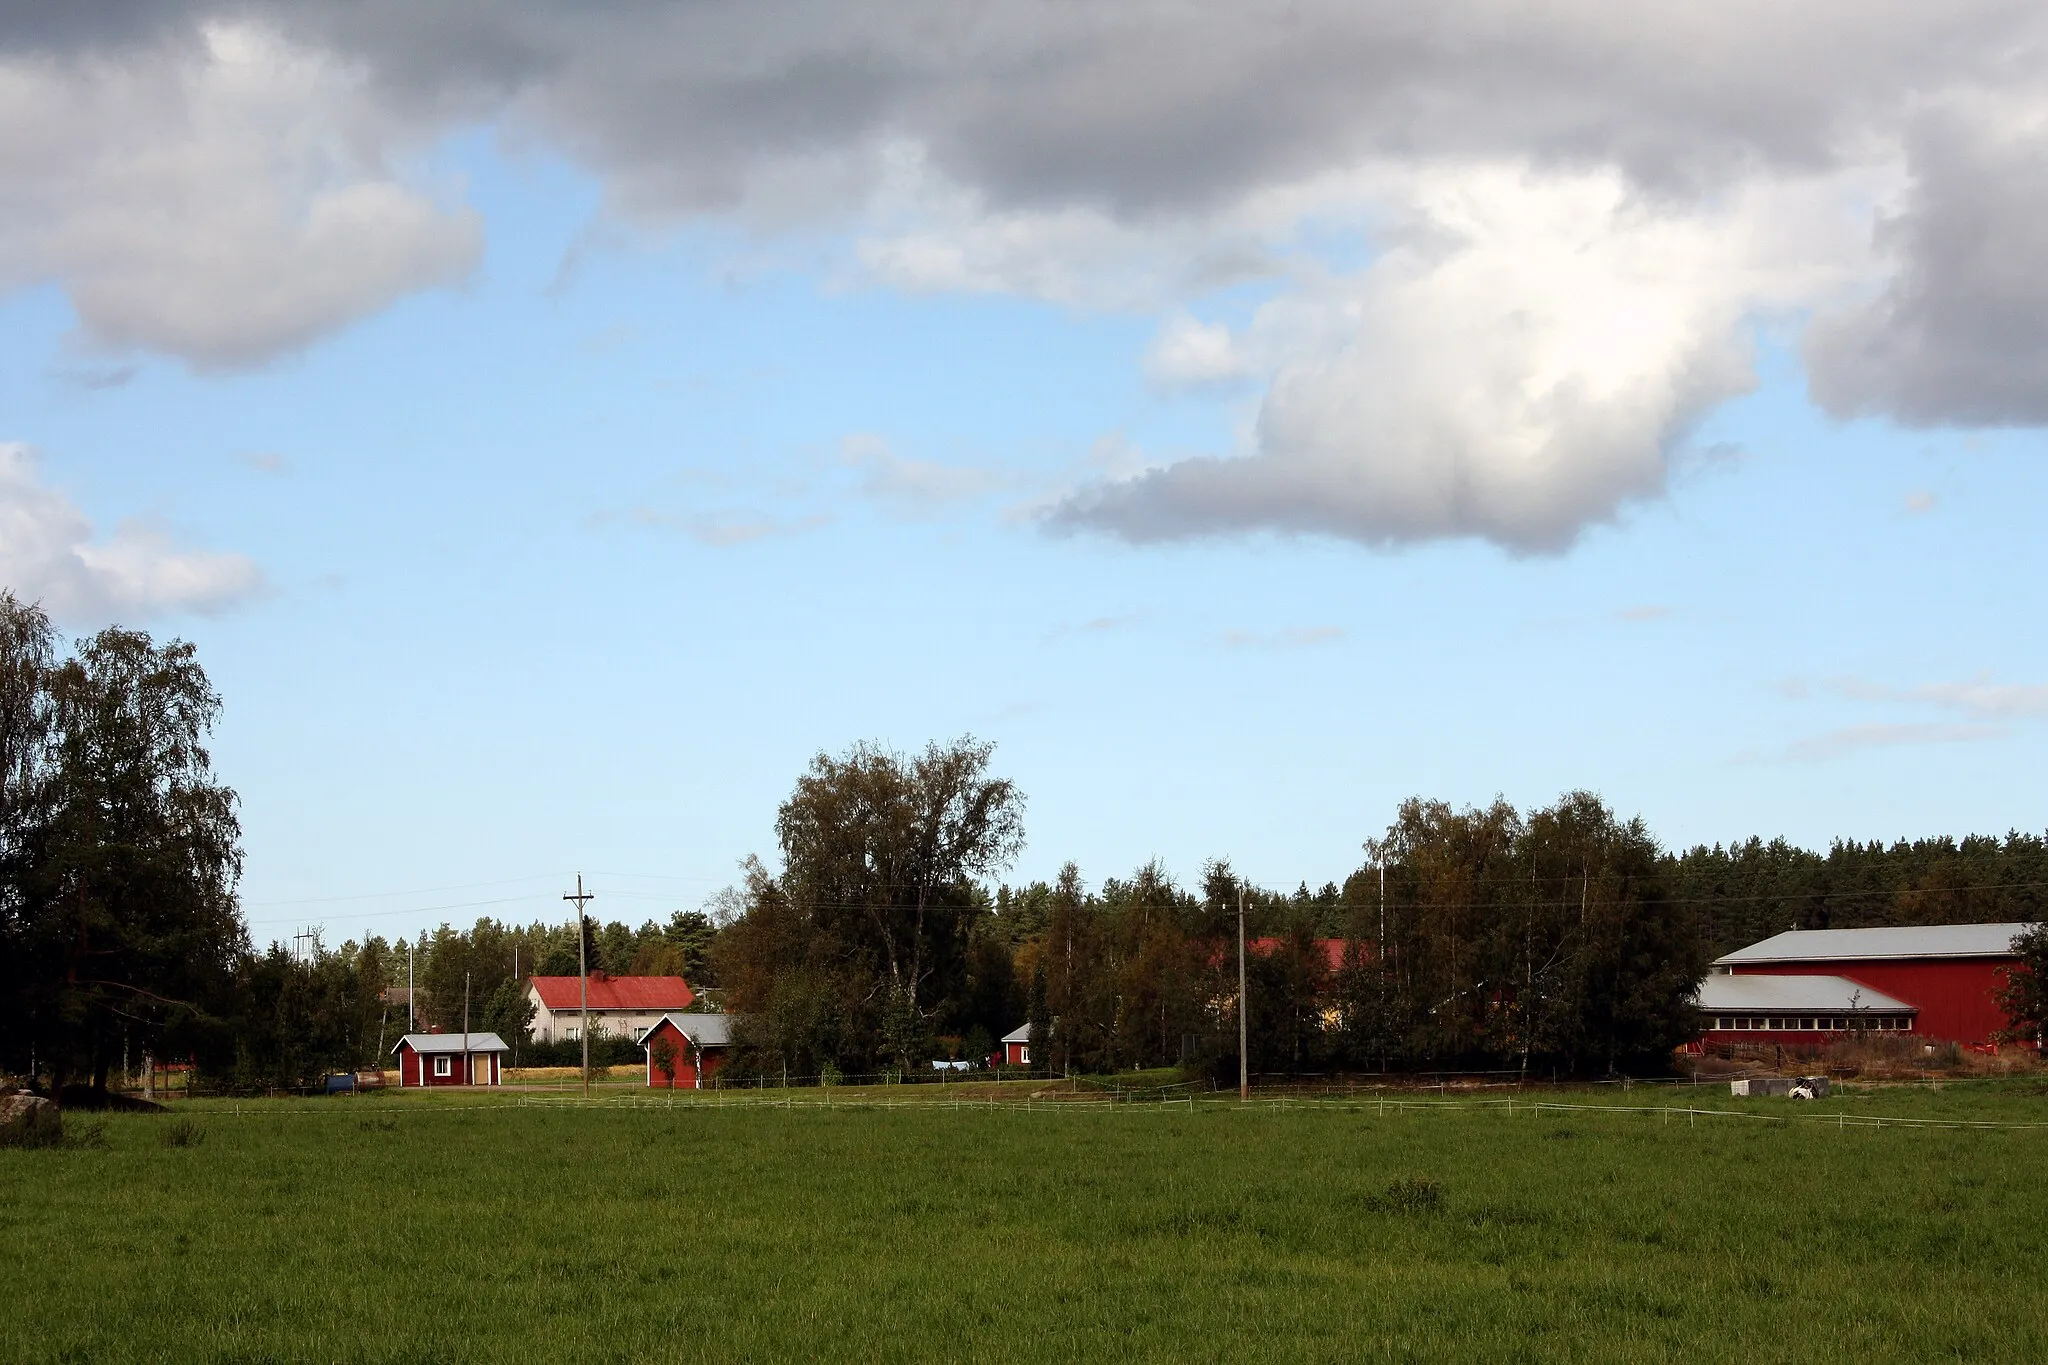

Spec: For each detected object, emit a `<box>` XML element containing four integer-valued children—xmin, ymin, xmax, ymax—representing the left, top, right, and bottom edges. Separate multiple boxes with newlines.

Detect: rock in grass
<box><xmin>0</xmin><ymin>1091</ymin><xmax>61</xmax><ymax>1148</ymax></box>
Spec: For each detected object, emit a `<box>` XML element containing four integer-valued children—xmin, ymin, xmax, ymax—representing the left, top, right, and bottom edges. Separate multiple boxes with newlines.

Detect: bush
<box><xmin>517</xmin><ymin>1036</ymin><xmax>642</xmax><ymax>1068</ymax></box>
<box><xmin>159</xmin><ymin>1119</ymin><xmax>204</xmax><ymax>1148</ymax></box>
<box><xmin>1364</xmin><ymin>1177</ymin><xmax>1446</xmax><ymax>1216</ymax></box>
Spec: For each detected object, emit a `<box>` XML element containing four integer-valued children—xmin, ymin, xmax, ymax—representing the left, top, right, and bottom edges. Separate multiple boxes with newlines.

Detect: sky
<box><xmin>5</xmin><ymin>3</ymin><xmax>2048</xmax><ymax>949</ymax></box>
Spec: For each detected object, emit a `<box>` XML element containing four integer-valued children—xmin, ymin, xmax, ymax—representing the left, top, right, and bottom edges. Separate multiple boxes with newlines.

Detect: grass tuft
<box><xmin>1365</xmin><ymin>1175</ymin><xmax>1448</xmax><ymax>1215</ymax></box>
<box><xmin>157</xmin><ymin>1118</ymin><xmax>204</xmax><ymax>1148</ymax></box>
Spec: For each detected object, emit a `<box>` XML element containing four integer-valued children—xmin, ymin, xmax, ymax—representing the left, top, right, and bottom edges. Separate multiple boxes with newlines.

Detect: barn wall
<box><xmin>642</xmin><ymin>1021</ymin><xmax>728</xmax><ymax>1088</ymax></box>
<box><xmin>1699</xmin><ymin>1028</ymin><xmax>1899</xmax><ymax>1051</ymax></box>
<box><xmin>1732</xmin><ymin>959</ymin><xmax>2013</xmax><ymax>1043</ymax></box>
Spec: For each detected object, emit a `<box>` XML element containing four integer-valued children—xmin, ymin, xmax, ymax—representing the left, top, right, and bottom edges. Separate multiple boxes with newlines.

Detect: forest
<box><xmin>7</xmin><ymin>593</ymin><xmax>2048</xmax><ymax>1094</ymax></box>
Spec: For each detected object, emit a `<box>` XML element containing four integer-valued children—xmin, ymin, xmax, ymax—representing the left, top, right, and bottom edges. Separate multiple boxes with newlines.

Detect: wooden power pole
<box><xmin>1238</xmin><ymin>883</ymin><xmax>1249</xmax><ymax>1102</ymax></box>
<box><xmin>565</xmin><ymin>874</ymin><xmax>596</xmax><ymax>1099</ymax></box>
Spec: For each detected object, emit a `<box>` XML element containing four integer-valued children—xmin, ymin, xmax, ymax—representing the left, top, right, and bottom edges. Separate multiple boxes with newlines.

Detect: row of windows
<box><xmin>1709</xmin><ymin>1014</ymin><xmax>1911</xmax><ymax>1032</ymax></box>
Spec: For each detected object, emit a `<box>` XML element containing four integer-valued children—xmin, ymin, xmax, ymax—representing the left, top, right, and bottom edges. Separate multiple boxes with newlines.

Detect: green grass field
<box><xmin>4</xmin><ymin>1081</ymin><xmax>2047</xmax><ymax>1362</ymax></box>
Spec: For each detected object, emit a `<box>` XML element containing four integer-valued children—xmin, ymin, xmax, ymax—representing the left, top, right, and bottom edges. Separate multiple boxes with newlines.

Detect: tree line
<box><xmin>5</xmin><ymin>597</ymin><xmax>2045</xmax><ymax>1093</ymax></box>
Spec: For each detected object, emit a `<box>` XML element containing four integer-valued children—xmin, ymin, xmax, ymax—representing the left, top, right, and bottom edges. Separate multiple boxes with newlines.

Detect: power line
<box><xmin>241</xmin><ymin>893</ymin><xmax>551</xmax><ymax>928</ymax></box>
<box><xmin>236</xmin><ymin>874</ymin><xmax>2048</xmax><ymax>937</ymax></box>
<box><xmin>242</xmin><ymin>873</ymin><xmax>568</xmax><ymax>908</ymax></box>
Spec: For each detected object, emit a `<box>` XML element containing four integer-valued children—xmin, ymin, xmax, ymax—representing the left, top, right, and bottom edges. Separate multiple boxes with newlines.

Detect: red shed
<box><xmin>640</xmin><ymin>1013</ymin><xmax>732</xmax><ymax>1089</ymax></box>
<box><xmin>1000</xmin><ymin>1023</ymin><xmax>1032</xmax><ymax>1067</ymax></box>
<box><xmin>1709</xmin><ymin>922</ymin><xmax>2035</xmax><ymax>1046</ymax></box>
<box><xmin>392</xmin><ymin>1032</ymin><xmax>510</xmax><ymax>1087</ymax></box>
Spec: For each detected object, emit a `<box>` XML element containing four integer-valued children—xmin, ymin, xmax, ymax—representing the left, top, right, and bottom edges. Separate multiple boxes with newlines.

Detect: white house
<box><xmin>525</xmin><ymin>972</ymin><xmax>696</xmax><ymax>1043</ymax></box>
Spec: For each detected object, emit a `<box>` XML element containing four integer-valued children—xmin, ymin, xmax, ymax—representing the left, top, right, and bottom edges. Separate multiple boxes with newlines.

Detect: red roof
<box><xmin>528</xmin><ymin>973</ymin><xmax>694</xmax><ymax>1011</ymax></box>
<box><xmin>1213</xmin><ymin>938</ymin><xmax>1353</xmax><ymax>973</ymax></box>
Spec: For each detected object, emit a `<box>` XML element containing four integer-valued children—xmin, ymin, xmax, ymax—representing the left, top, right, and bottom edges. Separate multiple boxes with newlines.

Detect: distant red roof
<box><xmin>528</xmin><ymin>973</ymin><xmax>694</xmax><ymax>1011</ymax></box>
<box><xmin>1212</xmin><ymin>938</ymin><xmax>1354</xmax><ymax>973</ymax></box>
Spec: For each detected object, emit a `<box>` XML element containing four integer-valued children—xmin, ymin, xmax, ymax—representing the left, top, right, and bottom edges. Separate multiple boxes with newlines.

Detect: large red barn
<box><xmin>1696</xmin><ymin>922</ymin><xmax>2034</xmax><ymax>1049</ymax></box>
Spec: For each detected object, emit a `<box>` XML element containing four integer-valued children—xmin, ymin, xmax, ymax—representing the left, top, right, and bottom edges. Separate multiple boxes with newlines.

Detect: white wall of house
<box><xmin>525</xmin><ymin>986</ymin><xmax>673</xmax><ymax>1043</ymax></box>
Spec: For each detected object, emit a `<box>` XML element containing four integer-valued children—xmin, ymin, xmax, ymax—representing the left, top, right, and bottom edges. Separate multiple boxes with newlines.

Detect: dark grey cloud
<box><xmin>24</xmin><ymin>3</ymin><xmax>2040</xmax><ymax>214</ymax></box>
<box><xmin>1806</xmin><ymin>111</ymin><xmax>2048</xmax><ymax>425</ymax></box>
<box><xmin>253</xmin><ymin>3</ymin><xmax>2046</xmax><ymax>216</ymax></box>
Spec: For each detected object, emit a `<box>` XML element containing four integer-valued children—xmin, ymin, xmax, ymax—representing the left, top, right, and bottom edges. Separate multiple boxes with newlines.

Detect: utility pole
<box><xmin>565</xmin><ymin>874</ymin><xmax>596</xmax><ymax>1099</ymax></box>
<box><xmin>463</xmin><ymin>972</ymin><xmax>471</xmax><ymax>1086</ymax></box>
<box><xmin>1237</xmin><ymin>883</ymin><xmax>1249</xmax><ymax>1102</ymax></box>
<box><xmin>407</xmin><ymin>939</ymin><xmax>415</xmax><ymax>1031</ymax></box>
<box><xmin>1379</xmin><ymin>860</ymin><xmax>1386</xmax><ymax>958</ymax></box>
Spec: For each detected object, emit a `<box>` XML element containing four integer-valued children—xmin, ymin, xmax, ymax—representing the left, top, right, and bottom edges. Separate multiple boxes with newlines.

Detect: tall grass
<box><xmin>1</xmin><ymin>1084</ymin><xmax>2045</xmax><ymax>1361</ymax></box>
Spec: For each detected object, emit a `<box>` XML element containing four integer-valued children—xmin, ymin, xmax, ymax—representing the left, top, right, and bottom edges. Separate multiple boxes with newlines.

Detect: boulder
<box><xmin>0</xmin><ymin>1091</ymin><xmax>61</xmax><ymax>1147</ymax></box>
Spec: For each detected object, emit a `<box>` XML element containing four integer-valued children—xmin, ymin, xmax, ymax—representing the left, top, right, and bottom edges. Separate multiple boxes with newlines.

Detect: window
<box><xmin>1019</xmin><ymin>1046</ymin><xmax>1030</xmax><ymax>1064</ymax></box>
<box><xmin>1799</xmin><ymin>1017</ymin><xmax>1815</xmax><ymax>1031</ymax></box>
<box><xmin>1767</xmin><ymin>1017</ymin><xmax>1783</xmax><ymax>1030</ymax></box>
<box><xmin>1716</xmin><ymin>1016</ymin><xmax>1733</xmax><ymax>1030</ymax></box>
<box><xmin>433</xmin><ymin>1055</ymin><xmax>452</xmax><ymax>1078</ymax></box>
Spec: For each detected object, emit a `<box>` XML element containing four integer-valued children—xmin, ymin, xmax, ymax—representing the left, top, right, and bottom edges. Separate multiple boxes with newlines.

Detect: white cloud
<box><xmin>840</xmin><ymin>433</ymin><xmax>1006</xmax><ymax>518</ymax></box>
<box><xmin>0</xmin><ymin>22</ymin><xmax>479</xmax><ymax>369</ymax></box>
<box><xmin>1784</xmin><ymin>722</ymin><xmax>2001</xmax><ymax>762</ymax></box>
<box><xmin>1223</xmin><ymin>625</ymin><xmax>1345</xmax><ymax>649</ymax></box>
<box><xmin>848</xmin><ymin>145</ymin><xmax>1280</xmax><ymax>309</ymax></box>
<box><xmin>0</xmin><ymin>443</ymin><xmax>261</xmax><ymax>620</ymax></box>
<box><xmin>1053</xmin><ymin>166</ymin><xmax>1864</xmax><ymax>551</ymax></box>
<box><xmin>1831</xmin><ymin>675</ymin><xmax>2048</xmax><ymax>719</ymax></box>
<box><xmin>1144</xmin><ymin>314</ymin><xmax>1252</xmax><ymax>389</ymax></box>
<box><xmin>619</xmin><ymin>507</ymin><xmax>829</xmax><ymax>547</ymax></box>
<box><xmin>1044</xmin><ymin>612</ymin><xmax>1143</xmax><ymax>643</ymax></box>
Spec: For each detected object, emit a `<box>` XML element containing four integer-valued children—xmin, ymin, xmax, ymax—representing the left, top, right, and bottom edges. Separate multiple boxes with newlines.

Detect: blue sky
<box><xmin>5</xmin><ymin>6</ymin><xmax>2048</xmax><ymax>948</ymax></box>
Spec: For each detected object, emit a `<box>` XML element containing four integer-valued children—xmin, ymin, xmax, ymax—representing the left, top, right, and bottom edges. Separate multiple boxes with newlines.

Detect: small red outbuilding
<box><xmin>392</xmin><ymin>1032</ymin><xmax>511</xmax><ymax>1087</ymax></box>
<box><xmin>640</xmin><ymin>1013</ymin><xmax>732</xmax><ymax>1089</ymax></box>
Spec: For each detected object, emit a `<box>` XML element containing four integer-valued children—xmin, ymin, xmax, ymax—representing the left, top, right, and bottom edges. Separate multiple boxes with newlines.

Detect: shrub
<box><xmin>159</xmin><ymin>1119</ymin><xmax>204</xmax><ymax>1148</ymax></box>
<box><xmin>1364</xmin><ymin>1177</ymin><xmax>1446</xmax><ymax>1216</ymax></box>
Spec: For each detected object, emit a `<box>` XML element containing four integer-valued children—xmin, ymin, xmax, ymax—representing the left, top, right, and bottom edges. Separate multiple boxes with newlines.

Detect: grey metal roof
<box><xmin>1714</xmin><ymin>922</ymin><xmax>2034</xmax><ymax>966</ymax></box>
<box><xmin>641</xmin><ymin>1013</ymin><xmax>733</xmax><ymax>1049</ymax></box>
<box><xmin>391</xmin><ymin>1032</ymin><xmax>510</xmax><ymax>1055</ymax></box>
<box><xmin>1694</xmin><ymin>974</ymin><xmax>1913</xmax><ymax>1014</ymax></box>
<box><xmin>1000</xmin><ymin>1023</ymin><xmax>1031</xmax><ymax>1044</ymax></box>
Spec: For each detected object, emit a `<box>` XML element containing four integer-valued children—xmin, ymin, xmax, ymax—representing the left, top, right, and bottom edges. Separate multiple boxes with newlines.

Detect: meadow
<box><xmin>3</xmin><ymin>1081</ymin><xmax>2046</xmax><ymax>1363</ymax></box>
